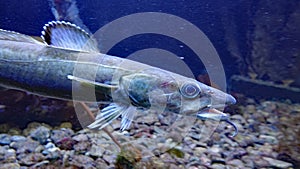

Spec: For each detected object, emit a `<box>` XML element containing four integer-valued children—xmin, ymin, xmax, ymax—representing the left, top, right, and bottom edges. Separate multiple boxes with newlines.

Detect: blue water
<box><xmin>1</xmin><ymin>0</ymin><xmax>299</xmax><ymax>88</ymax></box>
<box><xmin>0</xmin><ymin>0</ymin><xmax>245</xmax><ymax>80</ymax></box>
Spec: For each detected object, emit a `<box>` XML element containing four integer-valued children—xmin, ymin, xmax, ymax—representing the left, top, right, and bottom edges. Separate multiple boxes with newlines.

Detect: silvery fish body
<box><xmin>0</xmin><ymin>21</ymin><xmax>237</xmax><ymax>135</ymax></box>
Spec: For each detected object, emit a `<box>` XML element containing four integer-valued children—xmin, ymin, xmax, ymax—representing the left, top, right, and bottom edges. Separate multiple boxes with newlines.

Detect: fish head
<box><xmin>119</xmin><ymin>73</ymin><xmax>236</xmax><ymax>115</ymax></box>
<box><xmin>175</xmin><ymin>78</ymin><xmax>236</xmax><ymax>115</ymax></box>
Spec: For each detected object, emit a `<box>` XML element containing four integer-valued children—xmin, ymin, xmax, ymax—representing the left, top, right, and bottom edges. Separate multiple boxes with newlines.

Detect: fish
<box><xmin>0</xmin><ymin>21</ymin><xmax>238</xmax><ymax>136</ymax></box>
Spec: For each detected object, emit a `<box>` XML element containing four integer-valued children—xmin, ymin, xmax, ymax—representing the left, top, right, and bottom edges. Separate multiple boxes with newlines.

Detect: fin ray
<box><xmin>120</xmin><ymin>106</ymin><xmax>137</xmax><ymax>131</ymax></box>
<box><xmin>41</xmin><ymin>21</ymin><xmax>99</xmax><ymax>52</ymax></box>
<box><xmin>88</xmin><ymin>103</ymin><xmax>127</xmax><ymax>130</ymax></box>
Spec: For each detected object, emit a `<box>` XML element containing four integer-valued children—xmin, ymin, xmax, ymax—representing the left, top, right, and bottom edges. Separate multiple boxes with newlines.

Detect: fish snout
<box><xmin>225</xmin><ymin>94</ymin><xmax>236</xmax><ymax>105</ymax></box>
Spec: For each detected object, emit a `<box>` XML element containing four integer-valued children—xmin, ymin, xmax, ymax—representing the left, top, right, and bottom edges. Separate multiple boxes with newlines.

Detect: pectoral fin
<box><xmin>88</xmin><ymin>103</ymin><xmax>127</xmax><ymax>130</ymax></box>
<box><xmin>87</xmin><ymin>103</ymin><xmax>137</xmax><ymax>131</ymax></box>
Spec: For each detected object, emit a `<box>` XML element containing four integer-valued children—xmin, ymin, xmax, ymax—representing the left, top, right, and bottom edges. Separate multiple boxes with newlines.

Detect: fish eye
<box><xmin>180</xmin><ymin>83</ymin><xmax>201</xmax><ymax>98</ymax></box>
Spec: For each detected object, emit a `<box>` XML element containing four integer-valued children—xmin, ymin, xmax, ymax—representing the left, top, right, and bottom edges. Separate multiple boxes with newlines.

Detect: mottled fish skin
<box><xmin>0</xmin><ymin>21</ymin><xmax>237</xmax><ymax>135</ymax></box>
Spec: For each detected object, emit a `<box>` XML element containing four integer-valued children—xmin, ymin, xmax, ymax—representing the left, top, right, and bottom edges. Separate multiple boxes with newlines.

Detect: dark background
<box><xmin>0</xmin><ymin>0</ymin><xmax>244</xmax><ymax>79</ymax></box>
<box><xmin>1</xmin><ymin>0</ymin><xmax>299</xmax><ymax>87</ymax></box>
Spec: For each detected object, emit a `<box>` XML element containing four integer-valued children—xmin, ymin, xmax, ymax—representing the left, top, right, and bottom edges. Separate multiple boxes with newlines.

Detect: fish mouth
<box><xmin>196</xmin><ymin>94</ymin><xmax>238</xmax><ymax>137</ymax></box>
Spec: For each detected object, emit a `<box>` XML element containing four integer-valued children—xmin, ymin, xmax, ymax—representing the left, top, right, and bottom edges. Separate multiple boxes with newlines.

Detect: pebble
<box><xmin>227</xmin><ymin>159</ymin><xmax>245</xmax><ymax>168</ymax></box>
<box><xmin>72</xmin><ymin>133</ymin><xmax>89</xmax><ymax>142</ymax></box>
<box><xmin>18</xmin><ymin>153</ymin><xmax>45</xmax><ymax>165</ymax></box>
<box><xmin>0</xmin><ymin>134</ymin><xmax>11</xmax><ymax>145</ymax></box>
<box><xmin>68</xmin><ymin>155</ymin><xmax>96</xmax><ymax>169</ymax></box>
<box><xmin>0</xmin><ymin>98</ymin><xmax>298</xmax><ymax>168</ymax></box>
<box><xmin>87</xmin><ymin>144</ymin><xmax>106</xmax><ymax>157</ymax></box>
<box><xmin>258</xmin><ymin>134</ymin><xmax>278</xmax><ymax>144</ymax></box>
<box><xmin>10</xmin><ymin>135</ymin><xmax>26</xmax><ymax>142</ymax></box>
<box><xmin>10</xmin><ymin>138</ymin><xmax>40</xmax><ymax>154</ymax></box>
<box><xmin>262</xmin><ymin>157</ymin><xmax>293</xmax><ymax>168</ymax></box>
<box><xmin>50</xmin><ymin>128</ymin><xmax>74</xmax><ymax>144</ymax></box>
<box><xmin>0</xmin><ymin>163</ymin><xmax>20</xmax><ymax>169</ymax></box>
<box><xmin>30</xmin><ymin>126</ymin><xmax>50</xmax><ymax>144</ymax></box>
<box><xmin>211</xmin><ymin>163</ymin><xmax>226</xmax><ymax>169</ymax></box>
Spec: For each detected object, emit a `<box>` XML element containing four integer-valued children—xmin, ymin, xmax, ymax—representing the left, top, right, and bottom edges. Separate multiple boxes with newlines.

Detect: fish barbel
<box><xmin>0</xmin><ymin>21</ymin><xmax>237</xmax><ymax>135</ymax></box>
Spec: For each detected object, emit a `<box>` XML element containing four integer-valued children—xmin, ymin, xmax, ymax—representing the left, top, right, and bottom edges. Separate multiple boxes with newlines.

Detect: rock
<box><xmin>241</xmin><ymin>156</ymin><xmax>255</xmax><ymax>168</ymax></box>
<box><xmin>0</xmin><ymin>123</ymin><xmax>9</xmax><ymax>133</ymax></box>
<box><xmin>0</xmin><ymin>134</ymin><xmax>11</xmax><ymax>145</ymax></box>
<box><xmin>7</xmin><ymin>128</ymin><xmax>22</xmax><ymax>135</ymax></box>
<box><xmin>87</xmin><ymin>144</ymin><xmax>106</xmax><ymax>157</ymax></box>
<box><xmin>30</xmin><ymin>126</ymin><xmax>50</xmax><ymax>144</ymax></box>
<box><xmin>258</xmin><ymin>135</ymin><xmax>278</xmax><ymax>144</ymax></box>
<box><xmin>50</xmin><ymin>128</ymin><xmax>74</xmax><ymax>144</ymax></box>
<box><xmin>103</xmin><ymin>154</ymin><xmax>116</xmax><ymax>165</ymax></box>
<box><xmin>72</xmin><ymin>134</ymin><xmax>89</xmax><ymax>142</ymax></box>
<box><xmin>0</xmin><ymin>146</ymin><xmax>17</xmax><ymax>163</ymax></box>
<box><xmin>194</xmin><ymin>147</ymin><xmax>207</xmax><ymax>157</ymax></box>
<box><xmin>227</xmin><ymin>159</ymin><xmax>245</xmax><ymax>168</ymax></box>
<box><xmin>59</xmin><ymin>122</ymin><xmax>72</xmax><ymax>129</ymax></box>
<box><xmin>22</xmin><ymin>122</ymin><xmax>52</xmax><ymax>136</ymax></box>
<box><xmin>18</xmin><ymin>153</ymin><xmax>45</xmax><ymax>165</ymax></box>
<box><xmin>4</xmin><ymin>149</ymin><xmax>17</xmax><ymax>163</ymax></box>
<box><xmin>10</xmin><ymin>138</ymin><xmax>40</xmax><ymax>154</ymax></box>
<box><xmin>253</xmin><ymin>155</ymin><xmax>269</xmax><ymax>168</ymax></box>
<box><xmin>42</xmin><ymin>142</ymin><xmax>61</xmax><ymax>160</ymax></box>
<box><xmin>56</xmin><ymin>137</ymin><xmax>75</xmax><ymax>150</ymax></box>
<box><xmin>73</xmin><ymin>141</ymin><xmax>90</xmax><ymax>152</ymax></box>
<box><xmin>95</xmin><ymin>158</ymin><xmax>109</xmax><ymax>168</ymax></box>
<box><xmin>263</xmin><ymin>157</ymin><xmax>293</xmax><ymax>168</ymax></box>
<box><xmin>10</xmin><ymin>135</ymin><xmax>26</xmax><ymax>142</ymax></box>
<box><xmin>136</xmin><ymin>113</ymin><xmax>159</xmax><ymax>125</ymax></box>
<box><xmin>68</xmin><ymin>155</ymin><xmax>96</xmax><ymax>168</ymax></box>
<box><xmin>210</xmin><ymin>163</ymin><xmax>225</xmax><ymax>169</ymax></box>
<box><xmin>0</xmin><ymin>163</ymin><xmax>20</xmax><ymax>169</ymax></box>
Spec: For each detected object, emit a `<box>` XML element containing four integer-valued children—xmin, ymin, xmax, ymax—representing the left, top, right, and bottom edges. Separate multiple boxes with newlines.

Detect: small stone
<box><xmin>0</xmin><ymin>146</ymin><xmax>17</xmax><ymax>163</ymax></box>
<box><xmin>59</xmin><ymin>122</ymin><xmax>72</xmax><ymax>129</ymax></box>
<box><xmin>73</xmin><ymin>141</ymin><xmax>90</xmax><ymax>152</ymax></box>
<box><xmin>262</xmin><ymin>157</ymin><xmax>293</xmax><ymax>168</ymax></box>
<box><xmin>0</xmin><ymin>123</ymin><xmax>9</xmax><ymax>133</ymax></box>
<box><xmin>194</xmin><ymin>147</ymin><xmax>207</xmax><ymax>156</ymax></box>
<box><xmin>87</xmin><ymin>144</ymin><xmax>105</xmax><ymax>157</ymax></box>
<box><xmin>227</xmin><ymin>159</ymin><xmax>245</xmax><ymax>168</ymax></box>
<box><xmin>0</xmin><ymin>134</ymin><xmax>11</xmax><ymax>145</ymax></box>
<box><xmin>211</xmin><ymin>163</ymin><xmax>225</xmax><ymax>169</ymax></box>
<box><xmin>30</xmin><ymin>126</ymin><xmax>50</xmax><ymax>144</ymax></box>
<box><xmin>253</xmin><ymin>155</ymin><xmax>269</xmax><ymax>167</ymax></box>
<box><xmin>95</xmin><ymin>158</ymin><xmax>109</xmax><ymax>168</ymax></box>
<box><xmin>245</xmin><ymin>105</ymin><xmax>256</xmax><ymax>113</ymax></box>
<box><xmin>50</xmin><ymin>128</ymin><xmax>74</xmax><ymax>144</ymax></box>
<box><xmin>22</xmin><ymin>122</ymin><xmax>51</xmax><ymax>136</ymax></box>
<box><xmin>10</xmin><ymin>135</ymin><xmax>26</xmax><ymax>142</ymax></box>
<box><xmin>18</xmin><ymin>153</ymin><xmax>46</xmax><ymax>165</ymax></box>
<box><xmin>68</xmin><ymin>154</ymin><xmax>96</xmax><ymax>168</ymax></box>
<box><xmin>258</xmin><ymin>135</ymin><xmax>278</xmax><ymax>144</ymax></box>
<box><xmin>72</xmin><ymin>134</ymin><xmax>89</xmax><ymax>142</ymax></box>
<box><xmin>10</xmin><ymin>139</ymin><xmax>40</xmax><ymax>154</ymax></box>
<box><xmin>241</xmin><ymin>156</ymin><xmax>255</xmax><ymax>168</ymax></box>
<box><xmin>0</xmin><ymin>163</ymin><xmax>20</xmax><ymax>169</ymax></box>
<box><xmin>56</xmin><ymin>137</ymin><xmax>75</xmax><ymax>150</ymax></box>
<box><xmin>207</xmin><ymin>146</ymin><xmax>221</xmax><ymax>155</ymax></box>
<box><xmin>7</xmin><ymin>128</ymin><xmax>22</xmax><ymax>135</ymax></box>
<box><xmin>136</xmin><ymin>113</ymin><xmax>159</xmax><ymax>125</ymax></box>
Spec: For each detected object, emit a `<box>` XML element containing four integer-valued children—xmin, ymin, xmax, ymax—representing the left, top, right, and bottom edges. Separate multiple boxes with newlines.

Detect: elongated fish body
<box><xmin>0</xmin><ymin>39</ymin><xmax>126</xmax><ymax>101</ymax></box>
<box><xmin>0</xmin><ymin>21</ymin><xmax>238</xmax><ymax>135</ymax></box>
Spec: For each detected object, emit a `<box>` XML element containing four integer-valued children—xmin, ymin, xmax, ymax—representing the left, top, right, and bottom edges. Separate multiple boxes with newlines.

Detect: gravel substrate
<box><xmin>0</xmin><ymin>98</ymin><xmax>299</xmax><ymax>169</ymax></box>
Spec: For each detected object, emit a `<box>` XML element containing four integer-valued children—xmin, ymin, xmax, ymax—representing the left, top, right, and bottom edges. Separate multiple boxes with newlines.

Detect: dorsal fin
<box><xmin>0</xmin><ymin>29</ymin><xmax>41</xmax><ymax>44</ymax></box>
<box><xmin>41</xmin><ymin>21</ymin><xmax>99</xmax><ymax>52</ymax></box>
